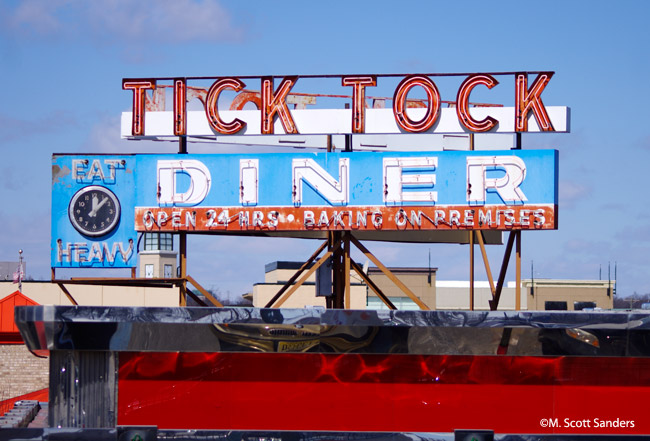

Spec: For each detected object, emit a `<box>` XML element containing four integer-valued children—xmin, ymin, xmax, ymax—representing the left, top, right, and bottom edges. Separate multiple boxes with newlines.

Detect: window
<box><xmin>164</xmin><ymin>264</ymin><xmax>173</xmax><ymax>279</ymax></box>
<box><xmin>145</xmin><ymin>264</ymin><xmax>154</xmax><ymax>278</ymax></box>
<box><xmin>144</xmin><ymin>233</ymin><xmax>173</xmax><ymax>251</ymax></box>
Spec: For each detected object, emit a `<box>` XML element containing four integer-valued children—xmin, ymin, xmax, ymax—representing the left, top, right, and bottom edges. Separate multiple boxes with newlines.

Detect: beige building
<box><xmin>1</xmin><ymin>272</ymin><xmax>615</xmax><ymax>312</ymax></box>
<box><xmin>523</xmin><ymin>279</ymin><xmax>614</xmax><ymax>310</ymax></box>
<box><xmin>250</xmin><ymin>261</ymin><xmax>368</xmax><ymax>309</ymax></box>
<box><xmin>249</xmin><ymin>262</ymin><xmax>614</xmax><ymax>311</ymax></box>
<box><xmin>0</xmin><ymin>281</ymin><xmax>179</xmax><ymax>307</ymax></box>
<box><xmin>365</xmin><ymin>267</ymin><xmax>436</xmax><ymax>310</ymax></box>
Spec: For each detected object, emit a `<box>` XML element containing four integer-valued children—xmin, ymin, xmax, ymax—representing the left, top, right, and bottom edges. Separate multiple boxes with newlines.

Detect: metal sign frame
<box><xmin>51</xmin><ymin>70</ymin><xmax>570</xmax><ymax>311</ymax></box>
<box><xmin>122</xmin><ymin>71</ymin><xmax>569</xmax><ymax>142</ymax></box>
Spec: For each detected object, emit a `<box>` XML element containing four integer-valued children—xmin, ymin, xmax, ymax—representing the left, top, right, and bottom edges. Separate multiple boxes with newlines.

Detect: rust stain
<box><xmin>52</xmin><ymin>164</ymin><xmax>71</xmax><ymax>186</ymax></box>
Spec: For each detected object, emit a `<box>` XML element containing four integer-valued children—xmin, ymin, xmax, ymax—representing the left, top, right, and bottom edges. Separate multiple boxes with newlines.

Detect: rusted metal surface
<box><xmin>145</xmin><ymin>85</ymin><xmax>165</xmax><ymax>111</ymax></box>
<box><xmin>129</xmin><ymin>84</ymin><xmax>503</xmax><ymax>112</ymax></box>
<box><xmin>135</xmin><ymin>205</ymin><xmax>557</xmax><ymax>233</ymax></box>
<box><xmin>230</xmin><ymin>90</ymin><xmax>261</xmax><ymax>110</ymax></box>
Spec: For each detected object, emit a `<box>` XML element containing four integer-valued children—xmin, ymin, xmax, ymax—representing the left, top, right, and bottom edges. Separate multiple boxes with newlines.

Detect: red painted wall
<box><xmin>0</xmin><ymin>291</ymin><xmax>38</xmax><ymax>343</ymax></box>
<box><xmin>118</xmin><ymin>352</ymin><xmax>650</xmax><ymax>434</ymax></box>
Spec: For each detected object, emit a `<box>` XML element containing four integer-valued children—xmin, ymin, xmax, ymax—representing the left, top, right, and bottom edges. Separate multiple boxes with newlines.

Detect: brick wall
<box><xmin>0</xmin><ymin>345</ymin><xmax>48</xmax><ymax>400</ymax></box>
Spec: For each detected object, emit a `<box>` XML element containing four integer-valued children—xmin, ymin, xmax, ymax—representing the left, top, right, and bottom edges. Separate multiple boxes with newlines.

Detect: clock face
<box><xmin>68</xmin><ymin>185</ymin><xmax>121</xmax><ymax>237</ymax></box>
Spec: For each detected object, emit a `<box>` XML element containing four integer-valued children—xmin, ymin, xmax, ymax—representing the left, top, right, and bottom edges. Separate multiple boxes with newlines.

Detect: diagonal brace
<box><xmin>350</xmin><ymin>235</ymin><xmax>430</xmax><ymax>310</ymax></box>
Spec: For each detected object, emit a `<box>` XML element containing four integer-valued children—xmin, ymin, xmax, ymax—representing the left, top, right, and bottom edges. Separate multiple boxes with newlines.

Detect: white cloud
<box><xmin>4</xmin><ymin>0</ymin><xmax>68</xmax><ymax>36</ymax></box>
<box><xmin>0</xmin><ymin>111</ymin><xmax>78</xmax><ymax>144</ymax></box>
<box><xmin>2</xmin><ymin>0</ymin><xmax>243</xmax><ymax>43</ymax></box>
<box><xmin>86</xmin><ymin>0</ymin><xmax>243</xmax><ymax>43</ymax></box>
<box><xmin>83</xmin><ymin>115</ymin><xmax>178</xmax><ymax>153</ymax></box>
<box><xmin>559</xmin><ymin>180</ymin><xmax>591</xmax><ymax>209</ymax></box>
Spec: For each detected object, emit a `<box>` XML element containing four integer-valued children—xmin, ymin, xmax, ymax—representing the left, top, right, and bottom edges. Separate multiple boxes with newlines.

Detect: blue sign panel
<box><xmin>133</xmin><ymin>150</ymin><xmax>557</xmax><ymax>234</ymax></box>
<box><xmin>51</xmin><ymin>150</ymin><xmax>558</xmax><ymax>267</ymax></box>
<box><xmin>52</xmin><ymin>155</ymin><xmax>136</xmax><ymax>268</ymax></box>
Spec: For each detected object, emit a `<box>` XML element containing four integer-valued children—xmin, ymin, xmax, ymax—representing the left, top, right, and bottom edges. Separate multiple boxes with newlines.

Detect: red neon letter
<box><xmin>174</xmin><ymin>78</ymin><xmax>187</xmax><ymax>136</ymax></box>
<box><xmin>123</xmin><ymin>79</ymin><xmax>156</xmax><ymax>136</ymax></box>
<box><xmin>456</xmin><ymin>74</ymin><xmax>499</xmax><ymax>132</ymax></box>
<box><xmin>515</xmin><ymin>72</ymin><xmax>554</xmax><ymax>132</ymax></box>
<box><xmin>261</xmin><ymin>76</ymin><xmax>298</xmax><ymax>134</ymax></box>
<box><xmin>205</xmin><ymin>78</ymin><xmax>247</xmax><ymax>135</ymax></box>
<box><xmin>342</xmin><ymin>76</ymin><xmax>376</xmax><ymax>133</ymax></box>
<box><xmin>393</xmin><ymin>75</ymin><xmax>440</xmax><ymax>133</ymax></box>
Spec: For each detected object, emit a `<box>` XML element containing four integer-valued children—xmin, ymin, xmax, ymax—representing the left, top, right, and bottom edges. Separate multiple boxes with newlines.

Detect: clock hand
<box><xmin>89</xmin><ymin>196</ymin><xmax>109</xmax><ymax>217</ymax></box>
<box><xmin>89</xmin><ymin>195</ymin><xmax>99</xmax><ymax>217</ymax></box>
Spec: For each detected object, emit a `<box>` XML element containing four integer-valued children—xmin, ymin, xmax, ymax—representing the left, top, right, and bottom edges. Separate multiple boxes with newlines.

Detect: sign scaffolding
<box><xmin>52</xmin><ymin>71</ymin><xmax>569</xmax><ymax>310</ymax></box>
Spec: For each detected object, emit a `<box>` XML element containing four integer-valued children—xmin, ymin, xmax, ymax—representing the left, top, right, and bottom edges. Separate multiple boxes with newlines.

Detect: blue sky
<box><xmin>1</xmin><ymin>0</ymin><xmax>649</xmax><ymax>299</ymax></box>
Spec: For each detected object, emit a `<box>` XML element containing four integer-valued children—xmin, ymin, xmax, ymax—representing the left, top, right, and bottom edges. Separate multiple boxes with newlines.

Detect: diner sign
<box><xmin>134</xmin><ymin>150</ymin><xmax>558</xmax><ymax>233</ymax></box>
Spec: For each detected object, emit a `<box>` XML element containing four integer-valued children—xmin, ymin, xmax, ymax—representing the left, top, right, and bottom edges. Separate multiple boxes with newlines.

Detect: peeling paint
<box><xmin>52</xmin><ymin>164</ymin><xmax>71</xmax><ymax>186</ymax></box>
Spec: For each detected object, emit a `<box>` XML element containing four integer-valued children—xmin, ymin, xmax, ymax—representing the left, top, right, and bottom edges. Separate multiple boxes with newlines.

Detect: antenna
<box><xmin>608</xmin><ymin>261</ymin><xmax>611</xmax><ymax>297</ymax></box>
<box><xmin>530</xmin><ymin>260</ymin><xmax>534</xmax><ymax>297</ymax></box>
<box><xmin>17</xmin><ymin>249</ymin><xmax>23</xmax><ymax>292</ymax></box>
<box><xmin>427</xmin><ymin>248</ymin><xmax>431</xmax><ymax>284</ymax></box>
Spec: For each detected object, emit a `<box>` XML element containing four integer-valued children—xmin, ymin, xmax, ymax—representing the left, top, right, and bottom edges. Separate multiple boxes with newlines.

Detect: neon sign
<box><xmin>122</xmin><ymin>72</ymin><xmax>569</xmax><ymax>139</ymax></box>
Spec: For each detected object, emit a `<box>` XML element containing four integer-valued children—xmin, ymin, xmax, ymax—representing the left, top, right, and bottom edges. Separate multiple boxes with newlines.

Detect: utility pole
<box><xmin>17</xmin><ymin>249</ymin><xmax>24</xmax><ymax>292</ymax></box>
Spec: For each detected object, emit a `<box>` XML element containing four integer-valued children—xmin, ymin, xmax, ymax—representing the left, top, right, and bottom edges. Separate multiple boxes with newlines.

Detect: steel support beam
<box><xmin>476</xmin><ymin>231</ymin><xmax>497</xmax><ymax>296</ymax></box>
<box><xmin>350</xmin><ymin>235</ymin><xmax>430</xmax><ymax>310</ymax></box>
<box><xmin>489</xmin><ymin>232</ymin><xmax>517</xmax><ymax>311</ymax></box>
<box><xmin>186</xmin><ymin>274</ymin><xmax>224</xmax><ymax>307</ymax></box>
<box><xmin>265</xmin><ymin>240</ymin><xmax>329</xmax><ymax>308</ymax></box>
<box><xmin>56</xmin><ymin>283</ymin><xmax>79</xmax><ymax>306</ymax></box>
<box><xmin>271</xmin><ymin>246</ymin><xmax>338</xmax><ymax>308</ymax></box>
<box><xmin>350</xmin><ymin>259</ymin><xmax>396</xmax><ymax>310</ymax></box>
<box><xmin>469</xmin><ymin>231</ymin><xmax>475</xmax><ymax>310</ymax></box>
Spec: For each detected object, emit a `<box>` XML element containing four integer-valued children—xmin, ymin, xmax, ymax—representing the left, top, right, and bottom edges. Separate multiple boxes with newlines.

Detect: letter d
<box><xmin>157</xmin><ymin>159</ymin><xmax>211</xmax><ymax>206</ymax></box>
